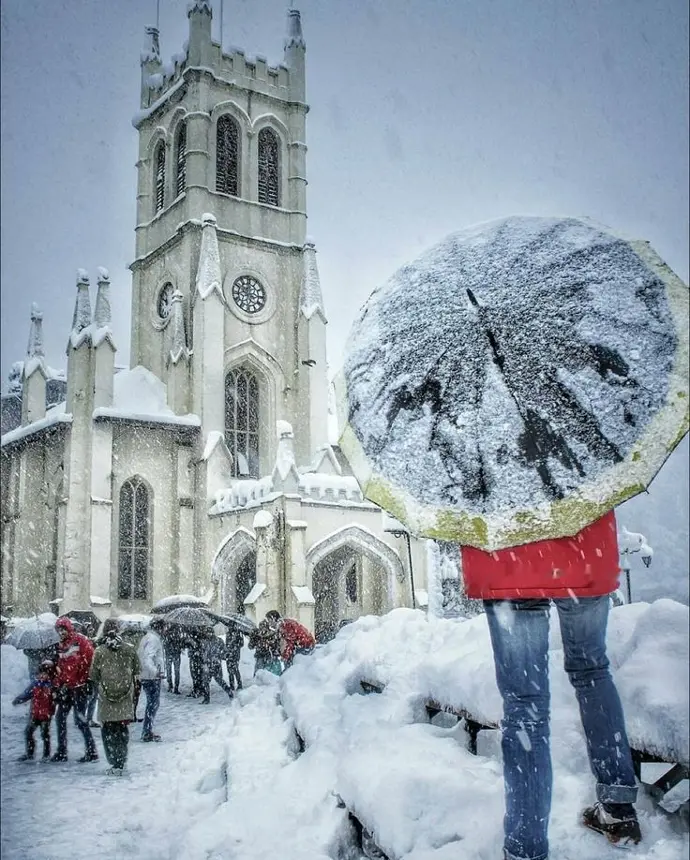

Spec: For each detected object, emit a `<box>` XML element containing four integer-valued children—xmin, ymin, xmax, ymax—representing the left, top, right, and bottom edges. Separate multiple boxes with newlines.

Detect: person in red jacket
<box><xmin>265</xmin><ymin>610</ymin><xmax>315</xmax><ymax>668</ymax></box>
<box><xmin>461</xmin><ymin>511</ymin><xmax>640</xmax><ymax>858</ymax></box>
<box><xmin>52</xmin><ymin>616</ymin><xmax>98</xmax><ymax>763</ymax></box>
<box><xmin>12</xmin><ymin>659</ymin><xmax>57</xmax><ymax>761</ymax></box>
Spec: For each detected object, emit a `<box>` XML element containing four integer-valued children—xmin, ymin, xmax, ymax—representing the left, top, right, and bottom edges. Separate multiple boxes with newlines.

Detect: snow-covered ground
<box><xmin>2</xmin><ymin>603</ymin><xmax>688</xmax><ymax>860</ymax></box>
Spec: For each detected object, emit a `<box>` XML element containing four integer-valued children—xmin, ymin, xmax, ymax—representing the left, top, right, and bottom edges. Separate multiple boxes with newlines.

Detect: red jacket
<box><xmin>55</xmin><ymin>617</ymin><xmax>94</xmax><ymax>688</ymax></box>
<box><xmin>13</xmin><ymin>678</ymin><xmax>56</xmax><ymax>721</ymax></box>
<box><xmin>278</xmin><ymin>618</ymin><xmax>316</xmax><ymax>662</ymax></box>
<box><xmin>461</xmin><ymin>511</ymin><xmax>620</xmax><ymax>600</ymax></box>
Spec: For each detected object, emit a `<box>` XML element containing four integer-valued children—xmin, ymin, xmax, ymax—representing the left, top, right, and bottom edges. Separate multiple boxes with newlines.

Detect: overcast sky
<box><xmin>1</xmin><ymin>0</ymin><xmax>687</xmax><ymax>384</ymax></box>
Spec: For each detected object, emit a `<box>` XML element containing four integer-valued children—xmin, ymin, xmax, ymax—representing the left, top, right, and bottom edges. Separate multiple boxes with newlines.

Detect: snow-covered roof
<box><xmin>93</xmin><ymin>365</ymin><xmax>200</xmax><ymax>428</ymax></box>
<box><xmin>1</xmin><ymin>410</ymin><xmax>73</xmax><ymax>448</ymax></box>
<box><xmin>89</xmin><ymin>595</ymin><xmax>112</xmax><ymax>606</ymax></box>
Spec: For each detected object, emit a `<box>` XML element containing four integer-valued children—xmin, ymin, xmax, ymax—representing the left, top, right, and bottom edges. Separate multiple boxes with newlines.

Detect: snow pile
<box><xmin>92</xmin><ymin>365</ymin><xmax>200</xmax><ymax>426</ymax></box>
<box><xmin>1</xmin><ymin>645</ymin><xmax>30</xmax><ymax>715</ymax></box>
<box><xmin>341</xmin><ymin>215</ymin><xmax>688</xmax><ymax>550</ymax></box>
<box><xmin>281</xmin><ymin>602</ymin><xmax>689</xmax><ymax>859</ymax></box>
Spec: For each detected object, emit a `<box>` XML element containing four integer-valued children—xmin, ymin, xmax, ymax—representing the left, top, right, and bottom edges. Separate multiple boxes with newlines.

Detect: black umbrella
<box><xmin>204</xmin><ymin>611</ymin><xmax>256</xmax><ymax>635</ymax></box>
<box><xmin>338</xmin><ymin>216</ymin><xmax>689</xmax><ymax>550</ymax></box>
<box><xmin>162</xmin><ymin>606</ymin><xmax>215</xmax><ymax>629</ymax></box>
<box><xmin>151</xmin><ymin>594</ymin><xmax>209</xmax><ymax>615</ymax></box>
<box><xmin>65</xmin><ymin>610</ymin><xmax>101</xmax><ymax>632</ymax></box>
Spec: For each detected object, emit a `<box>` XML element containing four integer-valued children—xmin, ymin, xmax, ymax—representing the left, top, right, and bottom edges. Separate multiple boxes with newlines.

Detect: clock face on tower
<box><xmin>231</xmin><ymin>275</ymin><xmax>266</xmax><ymax>314</ymax></box>
<box><xmin>156</xmin><ymin>282</ymin><xmax>175</xmax><ymax>320</ymax></box>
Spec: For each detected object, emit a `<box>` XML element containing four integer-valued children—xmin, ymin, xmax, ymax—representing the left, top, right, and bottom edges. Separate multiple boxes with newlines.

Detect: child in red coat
<box><xmin>12</xmin><ymin>659</ymin><xmax>57</xmax><ymax>761</ymax></box>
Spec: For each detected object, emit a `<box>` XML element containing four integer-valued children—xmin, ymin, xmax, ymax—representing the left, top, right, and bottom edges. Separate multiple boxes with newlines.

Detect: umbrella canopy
<box><xmin>6</xmin><ymin>616</ymin><xmax>60</xmax><ymax>651</ymax></box>
<box><xmin>162</xmin><ymin>606</ymin><xmax>215</xmax><ymax>629</ymax></box>
<box><xmin>337</xmin><ymin>216</ymin><xmax>689</xmax><ymax>550</ymax></box>
<box><xmin>205</xmin><ymin>611</ymin><xmax>257</xmax><ymax>635</ymax></box>
<box><xmin>64</xmin><ymin>610</ymin><xmax>101</xmax><ymax>633</ymax></box>
<box><xmin>151</xmin><ymin>594</ymin><xmax>209</xmax><ymax>615</ymax></box>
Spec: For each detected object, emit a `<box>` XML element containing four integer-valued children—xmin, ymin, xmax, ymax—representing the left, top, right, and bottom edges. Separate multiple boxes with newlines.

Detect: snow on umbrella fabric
<box><xmin>337</xmin><ymin>216</ymin><xmax>689</xmax><ymax>551</ymax></box>
<box><xmin>162</xmin><ymin>606</ymin><xmax>215</xmax><ymax>629</ymax></box>
<box><xmin>6</xmin><ymin>616</ymin><xmax>60</xmax><ymax>650</ymax></box>
<box><xmin>151</xmin><ymin>594</ymin><xmax>208</xmax><ymax>615</ymax></box>
<box><xmin>204</xmin><ymin>611</ymin><xmax>257</xmax><ymax>635</ymax></box>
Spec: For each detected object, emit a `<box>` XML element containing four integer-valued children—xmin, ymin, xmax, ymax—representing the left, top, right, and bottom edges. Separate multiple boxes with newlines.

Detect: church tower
<box><xmin>129</xmin><ymin>2</ymin><xmax>329</xmax><ymax>472</ymax></box>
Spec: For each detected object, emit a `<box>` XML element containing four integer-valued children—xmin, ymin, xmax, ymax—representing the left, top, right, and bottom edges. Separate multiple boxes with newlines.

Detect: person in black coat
<box><xmin>198</xmin><ymin>630</ymin><xmax>233</xmax><ymax>703</ymax></box>
<box><xmin>161</xmin><ymin>623</ymin><xmax>184</xmax><ymax>694</ymax></box>
<box><xmin>224</xmin><ymin>627</ymin><xmax>244</xmax><ymax>692</ymax></box>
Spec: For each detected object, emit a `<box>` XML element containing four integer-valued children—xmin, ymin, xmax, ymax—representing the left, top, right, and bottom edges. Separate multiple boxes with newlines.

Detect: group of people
<box><xmin>12</xmin><ymin>608</ymin><xmax>315</xmax><ymax>777</ymax></box>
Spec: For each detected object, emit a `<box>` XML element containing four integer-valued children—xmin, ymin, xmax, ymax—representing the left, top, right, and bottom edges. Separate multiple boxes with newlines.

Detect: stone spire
<box><xmin>141</xmin><ymin>25</ymin><xmax>161</xmax><ymax>64</ymax></box>
<box><xmin>70</xmin><ymin>270</ymin><xmax>92</xmax><ymax>341</ymax></box>
<box><xmin>168</xmin><ymin>290</ymin><xmax>190</xmax><ymax>364</ymax></box>
<box><xmin>26</xmin><ymin>303</ymin><xmax>45</xmax><ymax>359</ymax></box>
<box><xmin>284</xmin><ymin>8</ymin><xmax>306</xmax><ymax>50</ymax></box>
<box><xmin>195</xmin><ymin>213</ymin><xmax>224</xmax><ymax>300</ymax></box>
<box><xmin>300</xmin><ymin>239</ymin><xmax>326</xmax><ymax>321</ymax></box>
<box><xmin>93</xmin><ymin>267</ymin><xmax>112</xmax><ymax>328</ymax></box>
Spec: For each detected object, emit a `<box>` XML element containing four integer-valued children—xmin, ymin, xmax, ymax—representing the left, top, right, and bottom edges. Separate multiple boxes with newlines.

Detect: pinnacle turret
<box><xmin>71</xmin><ymin>270</ymin><xmax>92</xmax><ymax>338</ymax></box>
<box><xmin>284</xmin><ymin>8</ymin><xmax>306</xmax><ymax>51</ymax></box>
<box><xmin>168</xmin><ymin>290</ymin><xmax>190</xmax><ymax>364</ymax></box>
<box><xmin>300</xmin><ymin>240</ymin><xmax>326</xmax><ymax>321</ymax></box>
<box><xmin>27</xmin><ymin>303</ymin><xmax>45</xmax><ymax>359</ymax></box>
<box><xmin>94</xmin><ymin>268</ymin><xmax>112</xmax><ymax>328</ymax></box>
<box><xmin>195</xmin><ymin>214</ymin><xmax>224</xmax><ymax>300</ymax></box>
<box><xmin>141</xmin><ymin>26</ymin><xmax>161</xmax><ymax>64</ymax></box>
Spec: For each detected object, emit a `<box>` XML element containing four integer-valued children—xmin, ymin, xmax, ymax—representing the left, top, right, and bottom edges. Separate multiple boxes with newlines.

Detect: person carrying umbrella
<box><xmin>52</xmin><ymin>616</ymin><xmax>98</xmax><ymax>763</ymax></box>
<box><xmin>198</xmin><ymin>628</ymin><xmax>234</xmax><ymax>703</ymax></box>
<box><xmin>161</xmin><ymin>622</ymin><xmax>184</xmax><ymax>694</ymax></box>
<box><xmin>336</xmin><ymin>216</ymin><xmax>689</xmax><ymax>855</ymax></box>
<box><xmin>89</xmin><ymin>625</ymin><xmax>140</xmax><ymax>776</ymax></box>
<box><xmin>224</xmin><ymin>626</ymin><xmax>244</xmax><ymax>691</ymax></box>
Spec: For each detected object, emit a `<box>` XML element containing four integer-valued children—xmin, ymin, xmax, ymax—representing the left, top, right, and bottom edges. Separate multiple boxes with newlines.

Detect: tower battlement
<box><xmin>137</xmin><ymin>3</ymin><xmax>304</xmax><ymax>117</ymax></box>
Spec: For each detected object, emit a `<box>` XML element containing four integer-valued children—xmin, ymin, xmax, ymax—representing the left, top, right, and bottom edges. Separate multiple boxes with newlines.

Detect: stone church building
<box><xmin>1</xmin><ymin>2</ymin><xmax>431</xmax><ymax>638</ymax></box>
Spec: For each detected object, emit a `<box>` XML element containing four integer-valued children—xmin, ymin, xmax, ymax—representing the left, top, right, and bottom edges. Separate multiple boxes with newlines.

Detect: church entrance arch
<box><xmin>211</xmin><ymin>528</ymin><xmax>257</xmax><ymax>614</ymax></box>
<box><xmin>306</xmin><ymin>526</ymin><xmax>404</xmax><ymax>643</ymax></box>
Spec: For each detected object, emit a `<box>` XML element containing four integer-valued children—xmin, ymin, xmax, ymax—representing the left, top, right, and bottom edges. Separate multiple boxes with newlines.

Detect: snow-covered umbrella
<box><xmin>6</xmin><ymin>616</ymin><xmax>60</xmax><ymax>651</ymax></box>
<box><xmin>151</xmin><ymin>594</ymin><xmax>209</xmax><ymax>615</ymax></box>
<box><xmin>162</xmin><ymin>606</ymin><xmax>215</xmax><ymax>629</ymax></box>
<box><xmin>205</xmin><ymin>611</ymin><xmax>257</xmax><ymax>635</ymax></box>
<box><xmin>337</xmin><ymin>216</ymin><xmax>689</xmax><ymax>550</ymax></box>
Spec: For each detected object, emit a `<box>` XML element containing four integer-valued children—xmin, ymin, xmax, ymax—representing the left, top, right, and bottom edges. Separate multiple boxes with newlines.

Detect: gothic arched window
<box><xmin>175</xmin><ymin>122</ymin><xmax>187</xmax><ymax>197</ymax></box>
<box><xmin>216</xmin><ymin>115</ymin><xmax>240</xmax><ymax>196</ymax></box>
<box><xmin>118</xmin><ymin>477</ymin><xmax>151</xmax><ymax>600</ymax></box>
<box><xmin>154</xmin><ymin>141</ymin><xmax>166</xmax><ymax>213</ymax></box>
<box><xmin>257</xmin><ymin>128</ymin><xmax>280</xmax><ymax>206</ymax></box>
<box><xmin>225</xmin><ymin>367</ymin><xmax>259</xmax><ymax>478</ymax></box>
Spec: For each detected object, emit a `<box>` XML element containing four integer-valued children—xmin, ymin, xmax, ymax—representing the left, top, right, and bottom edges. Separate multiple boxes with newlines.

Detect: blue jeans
<box><xmin>484</xmin><ymin>596</ymin><xmax>637</xmax><ymax>860</ymax></box>
<box><xmin>140</xmin><ymin>679</ymin><xmax>161</xmax><ymax>738</ymax></box>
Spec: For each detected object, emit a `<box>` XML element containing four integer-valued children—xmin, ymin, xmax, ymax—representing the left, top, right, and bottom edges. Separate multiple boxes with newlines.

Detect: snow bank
<box><xmin>93</xmin><ymin>365</ymin><xmax>200</xmax><ymax>426</ymax></box>
<box><xmin>1</xmin><ymin>644</ymin><xmax>30</xmax><ymax>716</ymax></box>
<box><xmin>281</xmin><ymin>602</ymin><xmax>689</xmax><ymax>859</ymax></box>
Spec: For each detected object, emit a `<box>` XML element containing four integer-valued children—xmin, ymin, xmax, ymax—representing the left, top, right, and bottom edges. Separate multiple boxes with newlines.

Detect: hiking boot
<box><xmin>89</xmin><ymin>720</ymin><xmax>101</xmax><ymax>728</ymax></box>
<box><xmin>78</xmin><ymin>751</ymin><xmax>99</xmax><ymax>763</ymax></box>
<box><xmin>141</xmin><ymin>733</ymin><xmax>161</xmax><ymax>742</ymax></box>
<box><xmin>582</xmin><ymin>802</ymin><xmax>641</xmax><ymax>846</ymax></box>
<box><xmin>17</xmin><ymin>754</ymin><xmax>33</xmax><ymax>762</ymax></box>
<box><xmin>106</xmin><ymin>767</ymin><xmax>124</xmax><ymax>777</ymax></box>
<box><xmin>51</xmin><ymin>752</ymin><xmax>68</xmax><ymax>762</ymax></box>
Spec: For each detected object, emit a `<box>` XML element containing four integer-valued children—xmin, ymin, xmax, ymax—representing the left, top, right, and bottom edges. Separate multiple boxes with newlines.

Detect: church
<box><xmin>0</xmin><ymin>1</ymin><xmax>435</xmax><ymax>638</ymax></box>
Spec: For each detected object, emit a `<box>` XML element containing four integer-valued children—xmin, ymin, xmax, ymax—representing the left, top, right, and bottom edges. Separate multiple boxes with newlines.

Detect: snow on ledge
<box><xmin>291</xmin><ymin>585</ymin><xmax>315</xmax><ymax>605</ymax></box>
<box><xmin>90</xmin><ymin>595</ymin><xmax>112</xmax><ymax>606</ymax></box>
<box><xmin>1</xmin><ymin>412</ymin><xmax>73</xmax><ymax>447</ymax></box>
<box><xmin>243</xmin><ymin>583</ymin><xmax>267</xmax><ymax>605</ymax></box>
<box><xmin>93</xmin><ymin>407</ymin><xmax>200</xmax><ymax>427</ymax></box>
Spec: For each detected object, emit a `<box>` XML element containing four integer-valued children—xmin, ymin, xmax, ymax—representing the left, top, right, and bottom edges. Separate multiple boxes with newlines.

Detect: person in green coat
<box><xmin>89</xmin><ymin>627</ymin><xmax>140</xmax><ymax>776</ymax></box>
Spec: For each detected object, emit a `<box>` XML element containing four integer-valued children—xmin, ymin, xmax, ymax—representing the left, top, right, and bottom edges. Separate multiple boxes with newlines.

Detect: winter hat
<box><xmin>104</xmin><ymin>630</ymin><xmax>123</xmax><ymax>650</ymax></box>
<box><xmin>38</xmin><ymin>659</ymin><xmax>55</xmax><ymax>673</ymax></box>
